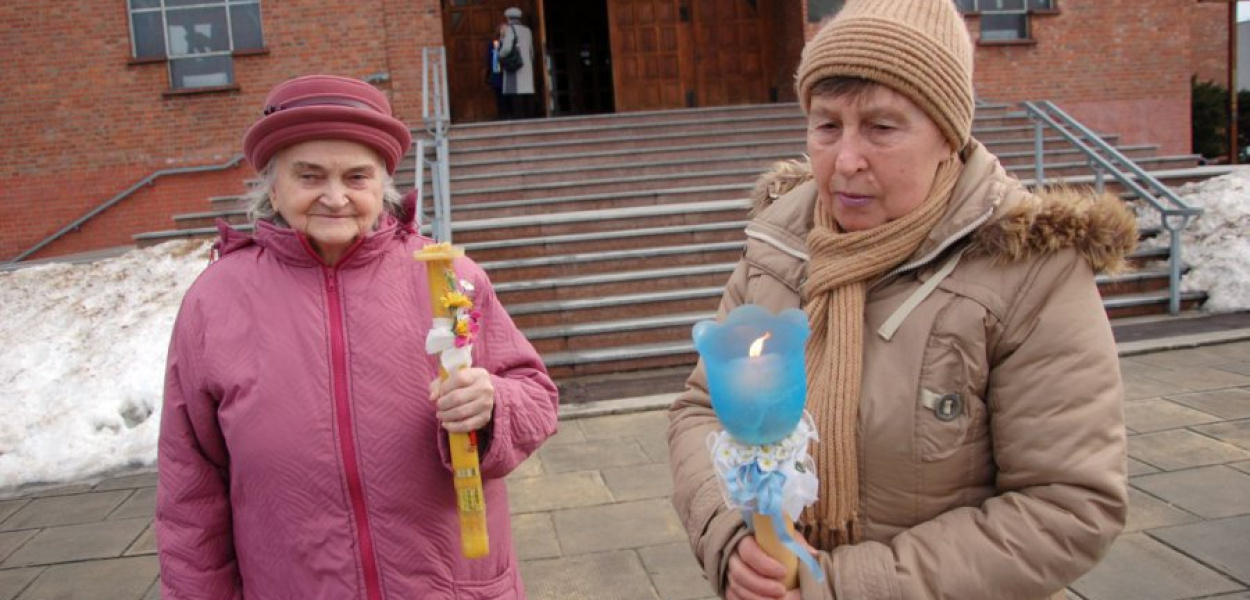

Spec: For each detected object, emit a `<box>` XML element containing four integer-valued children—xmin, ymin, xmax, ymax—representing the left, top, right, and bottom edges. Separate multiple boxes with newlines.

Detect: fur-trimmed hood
<box><xmin>748</xmin><ymin>141</ymin><xmax>1138</xmax><ymax>274</ymax></box>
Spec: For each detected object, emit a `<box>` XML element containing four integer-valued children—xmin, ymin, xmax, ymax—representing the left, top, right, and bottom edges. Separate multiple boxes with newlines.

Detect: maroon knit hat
<box><xmin>243</xmin><ymin>75</ymin><xmax>412</xmax><ymax>174</ymax></box>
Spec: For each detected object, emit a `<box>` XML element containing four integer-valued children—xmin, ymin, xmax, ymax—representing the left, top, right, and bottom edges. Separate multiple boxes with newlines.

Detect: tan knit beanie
<box><xmin>796</xmin><ymin>0</ymin><xmax>974</xmax><ymax>150</ymax></box>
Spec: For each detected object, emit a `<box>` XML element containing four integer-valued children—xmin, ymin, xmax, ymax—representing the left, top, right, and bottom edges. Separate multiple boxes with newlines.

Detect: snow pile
<box><xmin>1160</xmin><ymin>168</ymin><xmax>1250</xmax><ymax>312</ymax></box>
<box><xmin>0</xmin><ymin>240</ymin><xmax>210</xmax><ymax>489</ymax></box>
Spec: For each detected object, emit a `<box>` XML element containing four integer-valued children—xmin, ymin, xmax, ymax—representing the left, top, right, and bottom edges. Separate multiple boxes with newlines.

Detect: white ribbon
<box><xmin>425</xmin><ymin>317</ymin><xmax>475</xmax><ymax>373</ymax></box>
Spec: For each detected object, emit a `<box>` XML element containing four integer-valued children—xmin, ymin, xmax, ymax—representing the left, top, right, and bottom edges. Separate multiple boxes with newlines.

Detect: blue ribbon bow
<box><xmin>725</xmin><ymin>462</ymin><xmax>825</xmax><ymax>583</ymax></box>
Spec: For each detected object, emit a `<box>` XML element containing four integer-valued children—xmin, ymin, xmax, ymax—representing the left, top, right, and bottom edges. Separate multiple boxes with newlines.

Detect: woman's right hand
<box><xmin>727</xmin><ymin>535</ymin><xmax>801</xmax><ymax>600</ymax></box>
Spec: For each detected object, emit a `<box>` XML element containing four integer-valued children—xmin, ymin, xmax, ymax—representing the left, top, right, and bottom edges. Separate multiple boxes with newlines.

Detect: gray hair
<box><xmin>245</xmin><ymin>160</ymin><xmax>406</xmax><ymax>227</ymax></box>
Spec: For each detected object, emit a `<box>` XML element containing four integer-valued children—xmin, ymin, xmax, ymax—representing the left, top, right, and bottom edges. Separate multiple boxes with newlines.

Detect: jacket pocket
<box><xmin>916</xmin><ymin>298</ymin><xmax>990</xmax><ymax>462</ymax></box>
<box><xmin>455</xmin><ymin>563</ymin><xmax>519</xmax><ymax>599</ymax></box>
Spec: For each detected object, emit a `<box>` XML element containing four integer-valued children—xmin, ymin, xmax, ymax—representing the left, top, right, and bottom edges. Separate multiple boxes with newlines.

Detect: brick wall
<box><xmin>1</xmin><ymin>0</ymin><xmax>444</xmax><ymax>261</ymax></box>
<box><xmin>963</xmin><ymin>0</ymin><xmax>1217</xmax><ymax>155</ymax></box>
<box><xmin>1192</xmin><ymin>1</ymin><xmax>1231</xmax><ymax>86</ymax></box>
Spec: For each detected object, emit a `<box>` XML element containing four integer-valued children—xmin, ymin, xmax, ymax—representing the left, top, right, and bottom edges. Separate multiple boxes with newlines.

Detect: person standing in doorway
<box><xmin>500</xmin><ymin>7</ymin><xmax>536</xmax><ymax>119</ymax></box>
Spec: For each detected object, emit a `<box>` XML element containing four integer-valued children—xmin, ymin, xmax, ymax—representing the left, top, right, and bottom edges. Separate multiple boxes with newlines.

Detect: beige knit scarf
<box><xmin>800</xmin><ymin>157</ymin><xmax>962</xmax><ymax>548</ymax></box>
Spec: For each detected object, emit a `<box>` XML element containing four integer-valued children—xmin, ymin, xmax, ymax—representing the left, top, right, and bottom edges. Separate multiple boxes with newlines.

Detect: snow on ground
<box><xmin>0</xmin><ymin>240</ymin><xmax>211</xmax><ymax>490</ymax></box>
<box><xmin>1147</xmin><ymin>167</ymin><xmax>1250</xmax><ymax>312</ymax></box>
<box><xmin>0</xmin><ymin>169</ymin><xmax>1247</xmax><ymax>490</ymax></box>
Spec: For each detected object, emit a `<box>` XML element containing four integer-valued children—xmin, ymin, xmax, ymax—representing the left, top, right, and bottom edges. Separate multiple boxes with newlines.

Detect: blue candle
<box><xmin>693</xmin><ymin>305</ymin><xmax>810</xmax><ymax>445</ymax></box>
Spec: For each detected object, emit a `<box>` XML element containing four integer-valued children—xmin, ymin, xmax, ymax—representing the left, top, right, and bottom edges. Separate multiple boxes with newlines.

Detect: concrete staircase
<box><xmin>137</xmin><ymin>102</ymin><xmax>1221</xmax><ymax>399</ymax></box>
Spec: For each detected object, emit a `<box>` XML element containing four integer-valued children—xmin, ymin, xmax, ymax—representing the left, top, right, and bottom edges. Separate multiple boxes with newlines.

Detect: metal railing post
<box><xmin>1020</xmin><ymin>100</ymin><xmax>1203</xmax><ymax>316</ymax></box>
<box><xmin>1034</xmin><ymin>120</ymin><xmax>1045</xmax><ymax>186</ymax></box>
<box><xmin>419</xmin><ymin>46</ymin><xmax>453</xmax><ymax>243</ymax></box>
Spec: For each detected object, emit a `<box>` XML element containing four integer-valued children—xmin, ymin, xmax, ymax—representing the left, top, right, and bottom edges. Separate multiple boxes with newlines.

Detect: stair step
<box><xmin>482</xmin><ymin>241</ymin><xmax>743</xmax><ymax>282</ymax></box>
<box><xmin>443</xmin><ymin>139</ymin><xmax>804</xmax><ymax>177</ymax></box>
<box><xmin>463</xmin><ymin>221</ymin><xmax>746</xmax><ymax>261</ymax></box>
<box><xmin>440</xmin><ymin>168</ymin><xmax>760</xmax><ymax>204</ymax></box>
<box><xmin>452</xmin><ymin>112</ymin><xmax>807</xmax><ymax>146</ymax></box>
<box><xmin>507</xmin><ymin>286</ymin><xmax>723</xmax><ymax>329</ymax></box>
<box><xmin>451</xmin><ymin>199</ymin><xmax>749</xmax><ymax>244</ymax></box>
<box><xmin>494</xmin><ymin>262</ymin><xmax>737</xmax><ymax>304</ymax></box>
<box><xmin>450</xmin><ymin>152</ymin><xmax>803</xmax><ymax>187</ymax></box>
<box><xmin>524</xmin><ymin>311</ymin><xmax>713</xmax><ymax>354</ymax></box>
<box><xmin>447</xmin><ymin>185</ymin><xmax>751</xmax><ymax>223</ymax></box>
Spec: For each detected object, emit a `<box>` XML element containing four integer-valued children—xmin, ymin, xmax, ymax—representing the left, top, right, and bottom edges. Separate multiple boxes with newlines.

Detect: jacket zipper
<box><xmin>324</xmin><ymin>267</ymin><xmax>384</xmax><ymax>600</ymax></box>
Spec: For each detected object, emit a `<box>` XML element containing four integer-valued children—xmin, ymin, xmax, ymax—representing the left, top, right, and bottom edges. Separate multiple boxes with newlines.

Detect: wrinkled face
<box><xmin>271</xmin><ymin>139</ymin><xmax>386</xmax><ymax>265</ymax></box>
<box><xmin>806</xmin><ymin>84</ymin><xmax>952</xmax><ymax>232</ymax></box>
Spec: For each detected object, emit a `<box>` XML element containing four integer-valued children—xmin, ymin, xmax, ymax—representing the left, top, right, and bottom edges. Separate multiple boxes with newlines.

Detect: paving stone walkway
<box><xmin>2</xmin><ymin>339</ymin><xmax>1249</xmax><ymax>599</ymax></box>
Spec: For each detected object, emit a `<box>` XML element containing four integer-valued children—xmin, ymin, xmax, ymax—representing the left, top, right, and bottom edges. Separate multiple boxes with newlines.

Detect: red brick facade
<box><xmin>0</xmin><ymin>0</ymin><xmax>1228</xmax><ymax>261</ymax></box>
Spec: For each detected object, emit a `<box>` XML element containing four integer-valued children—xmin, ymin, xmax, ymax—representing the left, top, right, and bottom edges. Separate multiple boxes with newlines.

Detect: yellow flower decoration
<box><xmin>454</xmin><ymin>318</ymin><xmax>470</xmax><ymax>336</ymax></box>
<box><xmin>443</xmin><ymin>291</ymin><xmax>473</xmax><ymax>310</ymax></box>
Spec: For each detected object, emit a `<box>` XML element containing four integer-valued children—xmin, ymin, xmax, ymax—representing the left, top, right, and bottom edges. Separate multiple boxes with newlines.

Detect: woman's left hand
<box><xmin>429</xmin><ymin>368</ymin><xmax>496</xmax><ymax>433</ymax></box>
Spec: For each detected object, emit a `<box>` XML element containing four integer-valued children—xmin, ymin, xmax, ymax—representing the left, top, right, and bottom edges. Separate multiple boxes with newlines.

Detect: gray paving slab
<box><xmin>15</xmin><ymin>556</ymin><xmax>157</xmax><ymax>600</ymax></box>
<box><xmin>546</xmin><ymin>421</ymin><xmax>588</xmax><ymax>446</ymax></box>
<box><xmin>1122</xmin><ymin>376</ymin><xmax>1188</xmax><ymax>401</ymax></box>
<box><xmin>28</xmin><ymin>483</ymin><xmax>93</xmax><ymax>498</ymax></box>
<box><xmin>143</xmin><ymin>578</ymin><xmax>160</xmax><ymax>600</ymax></box>
<box><xmin>1166</xmin><ymin>388</ymin><xmax>1250</xmax><ymax>420</ymax></box>
<box><xmin>579</xmin><ymin>411</ymin><xmax>670</xmax><ymax>441</ymax></box>
<box><xmin>1132</xmin><ymin>466</ymin><xmax>1250</xmax><ymax>519</ymax></box>
<box><xmin>1124</xmin><ymin>488</ymin><xmax>1202</xmax><ymax>533</ymax></box>
<box><xmin>0</xmin><ymin>567</ymin><xmax>42</xmax><ymax>600</ymax></box>
<box><xmin>125</xmin><ymin>522</ymin><xmax>157</xmax><ymax>556</ymax></box>
<box><xmin>1128</xmin><ymin>457</ymin><xmax>1161</xmax><ymax>477</ymax></box>
<box><xmin>92</xmin><ymin>471</ymin><xmax>158</xmax><ymax>492</ymax></box>
<box><xmin>554</xmin><ymin>499</ymin><xmax>686</xmax><ymax>555</ymax></box>
<box><xmin>1070</xmin><ymin>533</ymin><xmax>1243</xmax><ymax>600</ymax></box>
<box><xmin>1194</xmin><ymin>419</ymin><xmax>1250</xmax><ymax>451</ymax></box>
<box><xmin>1221</xmin><ymin>362</ymin><xmax>1250</xmax><ymax>377</ymax></box>
<box><xmin>110</xmin><ymin>488</ymin><xmax>156</xmax><ymax>520</ymax></box>
<box><xmin>602</xmin><ymin>464</ymin><xmax>673</xmax><ymax>502</ymax></box>
<box><xmin>0</xmin><ymin>531</ymin><xmax>36</xmax><ymax>564</ymax></box>
<box><xmin>1130</xmin><ymin>347</ymin><xmax>1244</xmax><ymax>369</ymax></box>
<box><xmin>0</xmin><ymin>503</ymin><xmax>25</xmax><ymax>527</ymax></box>
<box><xmin>1151</xmin><ymin>515</ymin><xmax>1250</xmax><ymax>585</ymax></box>
<box><xmin>638</xmin><ymin>542</ymin><xmax>715</xmax><ymax>600</ymax></box>
<box><xmin>2</xmin><ymin>517</ymin><xmax>149</xmax><ymax>568</ymax></box>
<box><xmin>1123</xmin><ymin>397</ymin><xmax>1222</xmax><ymax>433</ymax></box>
<box><xmin>538</xmin><ymin>438</ymin><xmax>654</xmax><ymax>474</ymax></box>
<box><xmin>521</xmin><ymin>550</ymin><xmax>660</xmax><ymax>600</ymax></box>
<box><xmin>513</xmin><ymin>512</ymin><xmax>561</xmax><ymax>561</ymax></box>
<box><xmin>510</xmin><ymin>454</ymin><xmax>545</xmax><ymax>479</ymax></box>
<box><xmin>0</xmin><ymin>490</ymin><xmax>130</xmax><ymax>531</ymax></box>
<box><xmin>1234</xmin><ymin>461</ymin><xmax>1250</xmax><ymax>475</ymax></box>
<box><xmin>507</xmin><ymin>472</ymin><xmax>614</xmax><ymax>514</ymax></box>
<box><xmin>638</xmin><ymin>430</ymin><xmax>671</xmax><ymax>464</ymax></box>
<box><xmin>1128</xmin><ymin>429</ymin><xmax>1250</xmax><ymax>471</ymax></box>
<box><xmin>1148</xmin><ymin>367</ymin><xmax>1250</xmax><ymax>393</ymax></box>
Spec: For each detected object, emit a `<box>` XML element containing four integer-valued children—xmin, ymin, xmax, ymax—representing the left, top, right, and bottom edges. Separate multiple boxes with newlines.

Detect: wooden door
<box><xmin>692</xmin><ymin>0</ymin><xmax>770</xmax><ymax>106</ymax></box>
<box><xmin>607</xmin><ymin>0</ymin><xmax>691</xmax><ymax>111</ymax></box>
<box><xmin>443</xmin><ymin>0</ymin><xmax>539</xmax><ymax>122</ymax></box>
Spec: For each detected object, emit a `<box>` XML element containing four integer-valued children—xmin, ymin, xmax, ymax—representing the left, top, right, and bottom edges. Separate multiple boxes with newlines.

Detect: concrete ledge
<box><xmin>1117</xmin><ymin>327</ymin><xmax>1250</xmax><ymax>357</ymax></box>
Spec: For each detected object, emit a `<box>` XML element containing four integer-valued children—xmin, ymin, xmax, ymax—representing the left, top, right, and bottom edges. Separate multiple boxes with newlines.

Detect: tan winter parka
<box><xmin>668</xmin><ymin>140</ymin><xmax>1133</xmax><ymax>600</ymax></box>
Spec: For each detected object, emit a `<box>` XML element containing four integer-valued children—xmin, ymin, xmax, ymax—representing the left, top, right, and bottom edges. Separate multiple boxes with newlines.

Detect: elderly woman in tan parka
<box><xmin>667</xmin><ymin>1</ymin><xmax>1132</xmax><ymax>599</ymax></box>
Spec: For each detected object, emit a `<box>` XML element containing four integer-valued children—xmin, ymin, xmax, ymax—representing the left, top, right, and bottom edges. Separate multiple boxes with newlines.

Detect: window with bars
<box><xmin>955</xmin><ymin>0</ymin><xmax>1054</xmax><ymax>42</ymax></box>
<box><xmin>129</xmin><ymin>0</ymin><xmax>265</xmax><ymax>90</ymax></box>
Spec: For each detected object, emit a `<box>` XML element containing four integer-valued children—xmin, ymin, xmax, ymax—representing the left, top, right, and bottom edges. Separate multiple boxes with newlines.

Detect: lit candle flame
<box><xmin>748</xmin><ymin>332</ymin><xmax>771</xmax><ymax>358</ymax></box>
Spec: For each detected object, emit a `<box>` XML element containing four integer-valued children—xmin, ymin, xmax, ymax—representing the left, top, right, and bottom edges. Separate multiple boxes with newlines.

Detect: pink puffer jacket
<box><xmin>157</xmin><ymin>218</ymin><xmax>559</xmax><ymax>600</ymax></box>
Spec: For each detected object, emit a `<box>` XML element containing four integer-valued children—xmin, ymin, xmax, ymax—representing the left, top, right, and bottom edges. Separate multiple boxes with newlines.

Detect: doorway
<box><xmin>543</xmin><ymin>0</ymin><xmax>615</xmax><ymax>116</ymax></box>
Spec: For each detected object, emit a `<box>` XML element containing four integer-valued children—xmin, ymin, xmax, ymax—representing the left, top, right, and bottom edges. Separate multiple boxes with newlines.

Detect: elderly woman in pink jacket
<box><xmin>156</xmin><ymin>74</ymin><xmax>559</xmax><ymax>599</ymax></box>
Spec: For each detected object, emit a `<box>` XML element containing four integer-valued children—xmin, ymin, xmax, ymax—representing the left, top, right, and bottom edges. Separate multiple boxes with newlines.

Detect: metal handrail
<box><xmin>418</xmin><ymin>46</ymin><xmax>454</xmax><ymax>242</ymax></box>
<box><xmin>1022</xmin><ymin>100</ymin><xmax>1203</xmax><ymax>315</ymax></box>
<box><xmin>6</xmin><ymin>154</ymin><xmax>246</xmax><ymax>264</ymax></box>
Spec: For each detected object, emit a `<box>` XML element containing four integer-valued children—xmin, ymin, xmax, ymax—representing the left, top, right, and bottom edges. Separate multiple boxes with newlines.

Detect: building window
<box><xmin>955</xmin><ymin>0</ymin><xmax>1053</xmax><ymax>42</ymax></box>
<box><xmin>128</xmin><ymin>0</ymin><xmax>264</xmax><ymax>90</ymax></box>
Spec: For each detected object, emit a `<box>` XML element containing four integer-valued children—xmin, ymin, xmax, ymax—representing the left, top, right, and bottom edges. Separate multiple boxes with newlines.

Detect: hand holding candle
<box><xmin>415</xmin><ymin>243</ymin><xmax>490</xmax><ymax>559</ymax></box>
<box><xmin>694</xmin><ymin>304</ymin><xmax>823</xmax><ymax>588</ymax></box>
